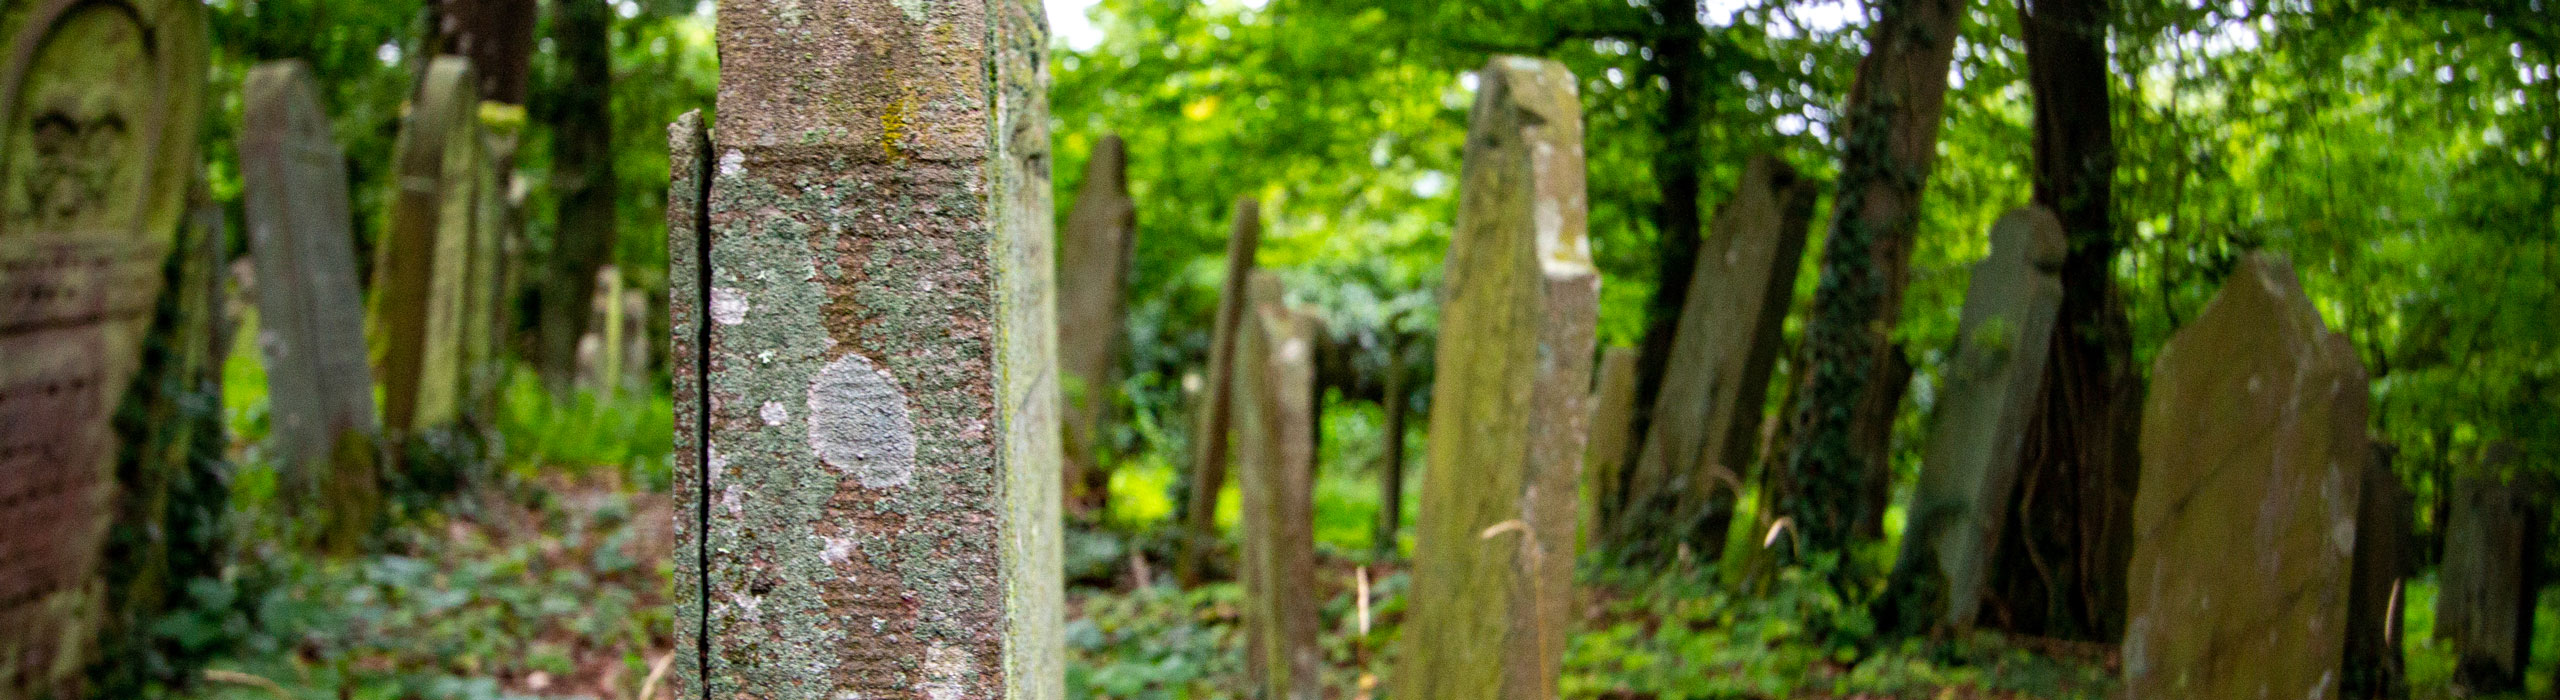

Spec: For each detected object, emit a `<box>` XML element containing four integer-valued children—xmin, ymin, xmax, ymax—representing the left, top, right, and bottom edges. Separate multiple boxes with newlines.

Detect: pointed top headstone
<box><xmin>1399</xmin><ymin>55</ymin><xmax>1597</xmax><ymax>700</ymax></box>
<box><xmin>2124</xmin><ymin>252</ymin><xmax>2367</xmax><ymax>700</ymax></box>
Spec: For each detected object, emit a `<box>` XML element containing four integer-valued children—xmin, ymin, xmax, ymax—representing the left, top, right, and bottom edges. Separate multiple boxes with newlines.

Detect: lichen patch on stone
<box><xmin>807</xmin><ymin>351</ymin><xmax>919</xmax><ymax>488</ymax></box>
<box><xmin>711</xmin><ymin>287</ymin><xmax>750</xmax><ymax>325</ymax></box>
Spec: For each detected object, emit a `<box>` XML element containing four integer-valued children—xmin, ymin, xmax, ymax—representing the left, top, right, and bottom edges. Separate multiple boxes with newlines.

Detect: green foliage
<box><xmin>180</xmin><ymin>475</ymin><xmax>671</xmax><ymax>700</ymax></box>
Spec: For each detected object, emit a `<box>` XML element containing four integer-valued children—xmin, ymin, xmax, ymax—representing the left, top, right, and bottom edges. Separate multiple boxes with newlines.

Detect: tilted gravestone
<box><xmin>2343</xmin><ymin>440</ymin><xmax>2411</xmax><ymax>699</ymax></box>
<box><xmin>2122</xmin><ymin>253</ymin><xmax>2366</xmax><ymax>700</ymax></box>
<box><xmin>1234</xmin><ymin>271</ymin><xmax>1321</xmax><ymax>700</ymax></box>
<box><xmin>242</xmin><ymin>60</ymin><xmax>380</xmax><ymax>550</ymax></box>
<box><xmin>1612</xmin><ymin>154</ymin><xmax>1816</xmax><ymax>559</ymax></box>
<box><xmin>1582</xmin><ymin>346</ymin><xmax>1636</xmax><ymax>551</ymax></box>
<box><xmin>1397</xmin><ymin>56</ymin><xmax>1599</xmax><ymax>700</ymax></box>
<box><xmin>2436</xmin><ymin>441</ymin><xmax>2536</xmax><ymax>694</ymax></box>
<box><xmin>1880</xmin><ymin>207</ymin><xmax>2066</xmax><ymax>634</ymax></box>
<box><xmin>674</xmin><ymin>0</ymin><xmax>1061</xmax><ymax>696</ymax></box>
<box><xmin>1058</xmin><ymin>133</ymin><xmax>1137</xmax><ymax>509</ymax></box>
<box><xmin>0</xmin><ymin>0</ymin><xmax>207</xmax><ymax>694</ymax></box>
<box><xmin>1176</xmin><ymin>197</ymin><xmax>1262</xmax><ymax>586</ymax></box>
<box><xmin>371</xmin><ymin>56</ymin><xmax>482</xmax><ymax>438</ymax></box>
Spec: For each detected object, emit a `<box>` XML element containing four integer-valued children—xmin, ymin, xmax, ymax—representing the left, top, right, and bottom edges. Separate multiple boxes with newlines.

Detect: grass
<box><xmin>187</xmin><ymin>324</ymin><xmax>2551</xmax><ymax>699</ymax></box>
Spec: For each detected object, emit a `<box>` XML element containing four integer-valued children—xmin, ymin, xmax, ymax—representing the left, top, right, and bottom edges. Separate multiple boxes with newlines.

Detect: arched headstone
<box><xmin>0</xmin><ymin>0</ymin><xmax>207</xmax><ymax>693</ymax></box>
<box><xmin>371</xmin><ymin>56</ymin><xmax>482</xmax><ymax>437</ymax></box>
<box><xmin>242</xmin><ymin>60</ymin><xmax>379</xmax><ymax>550</ymax></box>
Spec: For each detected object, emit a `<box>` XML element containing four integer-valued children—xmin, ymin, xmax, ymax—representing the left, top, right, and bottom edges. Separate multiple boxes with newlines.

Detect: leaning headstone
<box><xmin>242</xmin><ymin>60</ymin><xmax>381</xmax><ymax>550</ymax></box>
<box><xmin>675</xmin><ymin>1</ymin><xmax>1060</xmax><ymax>696</ymax></box>
<box><xmin>2122</xmin><ymin>253</ymin><xmax>2366</xmax><ymax>700</ymax></box>
<box><xmin>1880</xmin><ymin>207</ymin><xmax>2066</xmax><ymax>634</ymax></box>
<box><xmin>371</xmin><ymin>56</ymin><xmax>482</xmax><ymax>438</ymax></box>
<box><xmin>0</xmin><ymin>0</ymin><xmax>208</xmax><ymax>694</ymax></box>
<box><xmin>1397</xmin><ymin>56</ymin><xmax>1599</xmax><ymax>700</ymax></box>
<box><xmin>1058</xmin><ymin>133</ymin><xmax>1137</xmax><ymax>509</ymax></box>
<box><xmin>1611</xmin><ymin>154</ymin><xmax>1816</xmax><ymax>558</ymax></box>
<box><xmin>1176</xmin><ymin>197</ymin><xmax>1263</xmax><ymax>586</ymax></box>
<box><xmin>2343</xmin><ymin>440</ymin><xmax>2411</xmax><ymax>699</ymax></box>
<box><xmin>1582</xmin><ymin>346</ymin><xmax>1637</xmax><ymax>551</ymax></box>
<box><xmin>1234</xmin><ymin>272</ymin><xmax>1321</xmax><ymax>700</ymax></box>
<box><xmin>2436</xmin><ymin>441</ymin><xmax>2535</xmax><ymax>694</ymax></box>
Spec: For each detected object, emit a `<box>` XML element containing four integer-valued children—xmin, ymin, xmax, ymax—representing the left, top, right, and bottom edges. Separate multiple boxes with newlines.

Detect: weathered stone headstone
<box><xmin>1058</xmin><ymin>133</ymin><xmax>1137</xmax><ymax>509</ymax></box>
<box><xmin>2122</xmin><ymin>253</ymin><xmax>2366</xmax><ymax>700</ymax></box>
<box><xmin>242</xmin><ymin>60</ymin><xmax>381</xmax><ymax>549</ymax></box>
<box><xmin>460</xmin><ymin>109</ymin><xmax>506</xmax><ymax>415</ymax></box>
<box><xmin>0</xmin><ymin>0</ymin><xmax>207</xmax><ymax>693</ymax></box>
<box><xmin>1397</xmin><ymin>56</ymin><xmax>1599</xmax><ymax>700</ymax></box>
<box><xmin>1880</xmin><ymin>207</ymin><xmax>2066</xmax><ymax>633</ymax></box>
<box><xmin>2436</xmin><ymin>441</ymin><xmax>2536</xmax><ymax>694</ymax></box>
<box><xmin>2344</xmin><ymin>440</ymin><xmax>2411</xmax><ymax>699</ymax></box>
<box><xmin>1611</xmin><ymin>154</ymin><xmax>1815</xmax><ymax>558</ymax></box>
<box><xmin>1582</xmin><ymin>346</ymin><xmax>1637</xmax><ymax>552</ymax></box>
<box><xmin>576</xmin><ymin>265</ymin><xmax>647</xmax><ymax>398</ymax></box>
<box><xmin>371</xmin><ymin>56</ymin><xmax>482</xmax><ymax>437</ymax></box>
<box><xmin>1234</xmin><ymin>271</ymin><xmax>1321</xmax><ymax>700</ymax></box>
<box><xmin>1177</xmin><ymin>197</ymin><xmax>1262</xmax><ymax>586</ymax></box>
<box><xmin>675</xmin><ymin>1</ymin><xmax>1060</xmax><ymax>696</ymax></box>
<box><xmin>667</xmin><ymin>109</ymin><xmax>711</xmax><ymax>697</ymax></box>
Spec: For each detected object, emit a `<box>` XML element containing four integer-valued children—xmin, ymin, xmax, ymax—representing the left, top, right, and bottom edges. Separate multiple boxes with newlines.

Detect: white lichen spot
<box><xmin>917</xmin><ymin>644</ymin><xmax>972</xmax><ymax>700</ymax></box>
<box><xmin>893</xmin><ymin>0</ymin><xmax>930</xmax><ymax>24</ymax></box>
<box><xmin>819</xmin><ymin>535</ymin><xmax>855</xmax><ymax>566</ymax></box>
<box><xmin>721</xmin><ymin>484</ymin><xmax>743</xmax><ymax>515</ymax></box>
<box><xmin>710</xmin><ymin>287</ymin><xmax>749</xmax><ymax>325</ymax></box>
<box><xmin>808</xmin><ymin>352</ymin><xmax>919</xmax><ymax>488</ymax></box>
<box><xmin>761</xmin><ymin>401</ymin><xmax>789</xmax><ymax>426</ymax></box>
<box><xmin>718</xmin><ymin>149</ymin><xmax>746</xmax><ymax>177</ymax></box>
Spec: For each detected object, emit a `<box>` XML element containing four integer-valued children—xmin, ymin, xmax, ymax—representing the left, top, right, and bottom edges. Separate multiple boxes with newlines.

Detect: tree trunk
<box><xmin>1984</xmin><ymin>0</ymin><xmax>2139</xmax><ymax>641</ymax></box>
<box><xmin>1628</xmin><ymin>0</ymin><xmax>1705</xmax><ymax>478</ymax></box>
<box><xmin>428</xmin><ymin>0</ymin><xmax>538</xmax><ymax>104</ymax></box>
<box><xmin>1774</xmin><ymin>0</ymin><xmax>1963</xmax><ymax>566</ymax></box>
<box><xmin>538</xmin><ymin>0</ymin><xmax>617</xmax><ymax>393</ymax></box>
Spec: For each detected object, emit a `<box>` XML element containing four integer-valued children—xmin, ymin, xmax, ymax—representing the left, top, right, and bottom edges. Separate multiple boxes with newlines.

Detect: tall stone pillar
<box><xmin>675</xmin><ymin>1</ymin><xmax>1062</xmax><ymax>696</ymax></box>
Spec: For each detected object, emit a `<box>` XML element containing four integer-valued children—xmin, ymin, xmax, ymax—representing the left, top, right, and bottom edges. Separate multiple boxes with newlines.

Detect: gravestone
<box><xmin>1880</xmin><ymin>207</ymin><xmax>2066</xmax><ymax>633</ymax></box>
<box><xmin>2343</xmin><ymin>440</ymin><xmax>2411</xmax><ymax>699</ymax></box>
<box><xmin>2436</xmin><ymin>441</ymin><xmax>2535</xmax><ymax>694</ymax></box>
<box><xmin>675</xmin><ymin>0</ymin><xmax>1061</xmax><ymax>696</ymax></box>
<box><xmin>577</xmin><ymin>265</ymin><xmax>646</xmax><ymax>398</ymax></box>
<box><xmin>0</xmin><ymin>0</ymin><xmax>208</xmax><ymax>694</ymax></box>
<box><xmin>1612</xmin><ymin>154</ymin><xmax>1816</xmax><ymax>558</ymax></box>
<box><xmin>1176</xmin><ymin>197</ymin><xmax>1262</xmax><ymax>586</ymax></box>
<box><xmin>242</xmin><ymin>60</ymin><xmax>380</xmax><ymax>550</ymax></box>
<box><xmin>2122</xmin><ymin>253</ymin><xmax>2366</xmax><ymax>700</ymax></box>
<box><xmin>667</xmin><ymin>110</ymin><xmax>711</xmax><ymax>696</ymax></box>
<box><xmin>1397</xmin><ymin>56</ymin><xmax>1599</xmax><ymax>700</ymax></box>
<box><xmin>1234</xmin><ymin>271</ymin><xmax>1320</xmax><ymax>700</ymax></box>
<box><xmin>1582</xmin><ymin>346</ymin><xmax>1637</xmax><ymax>551</ymax></box>
<box><xmin>460</xmin><ymin>109</ymin><xmax>505</xmax><ymax>416</ymax></box>
<box><xmin>1058</xmin><ymin>133</ymin><xmax>1137</xmax><ymax>509</ymax></box>
<box><xmin>371</xmin><ymin>56</ymin><xmax>482</xmax><ymax>437</ymax></box>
